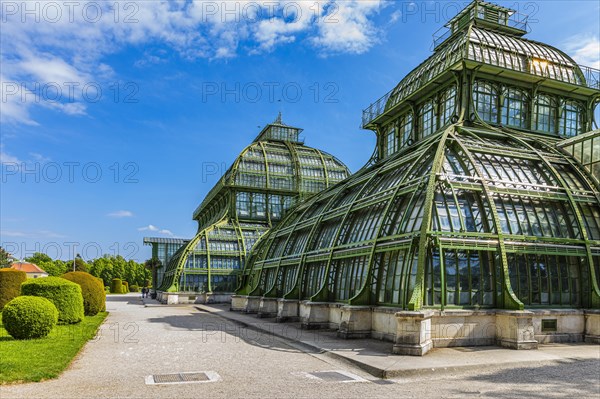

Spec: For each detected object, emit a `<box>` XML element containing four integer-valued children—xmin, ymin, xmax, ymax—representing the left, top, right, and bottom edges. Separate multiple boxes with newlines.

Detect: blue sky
<box><xmin>1</xmin><ymin>0</ymin><xmax>599</xmax><ymax>262</ymax></box>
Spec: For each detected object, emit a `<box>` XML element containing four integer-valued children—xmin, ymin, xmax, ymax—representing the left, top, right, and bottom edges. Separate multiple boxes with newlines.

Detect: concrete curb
<box><xmin>196</xmin><ymin>304</ymin><xmax>600</xmax><ymax>379</ymax></box>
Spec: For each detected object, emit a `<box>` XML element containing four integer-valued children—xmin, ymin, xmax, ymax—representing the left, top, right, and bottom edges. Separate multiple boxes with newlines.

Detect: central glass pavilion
<box><xmin>233</xmin><ymin>0</ymin><xmax>600</xmax><ymax>353</ymax></box>
<box><xmin>155</xmin><ymin>115</ymin><xmax>350</xmax><ymax>300</ymax></box>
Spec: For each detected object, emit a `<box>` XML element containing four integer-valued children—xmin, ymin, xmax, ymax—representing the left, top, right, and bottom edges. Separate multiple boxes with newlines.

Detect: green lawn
<box><xmin>0</xmin><ymin>312</ymin><xmax>108</xmax><ymax>384</ymax></box>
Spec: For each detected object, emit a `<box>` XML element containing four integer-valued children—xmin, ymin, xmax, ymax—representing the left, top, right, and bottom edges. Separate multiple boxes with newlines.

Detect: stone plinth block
<box><xmin>393</xmin><ymin>310</ymin><xmax>434</xmax><ymax>356</ymax></box>
<box><xmin>299</xmin><ymin>301</ymin><xmax>333</xmax><ymax>329</ymax></box>
<box><xmin>338</xmin><ymin>305</ymin><xmax>373</xmax><ymax>339</ymax></box>
<box><xmin>496</xmin><ymin>311</ymin><xmax>538</xmax><ymax>350</ymax></box>
<box><xmin>584</xmin><ymin>310</ymin><xmax>600</xmax><ymax>344</ymax></box>
<box><xmin>230</xmin><ymin>295</ymin><xmax>248</xmax><ymax>312</ymax></box>
<box><xmin>257</xmin><ymin>297</ymin><xmax>278</xmax><ymax>318</ymax></box>
<box><xmin>276</xmin><ymin>299</ymin><xmax>299</xmax><ymax>322</ymax></box>
<box><xmin>245</xmin><ymin>296</ymin><xmax>262</xmax><ymax>314</ymax></box>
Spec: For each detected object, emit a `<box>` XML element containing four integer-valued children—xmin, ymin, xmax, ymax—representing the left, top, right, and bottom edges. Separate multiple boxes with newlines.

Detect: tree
<box><xmin>37</xmin><ymin>260</ymin><xmax>66</xmax><ymax>276</ymax></box>
<box><xmin>24</xmin><ymin>252</ymin><xmax>52</xmax><ymax>265</ymax></box>
<box><xmin>0</xmin><ymin>247</ymin><xmax>13</xmax><ymax>268</ymax></box>
<box><xmin>66</xmin><ymin>256</ymin><xmax>89</xmax><ymax>273</ymax></box>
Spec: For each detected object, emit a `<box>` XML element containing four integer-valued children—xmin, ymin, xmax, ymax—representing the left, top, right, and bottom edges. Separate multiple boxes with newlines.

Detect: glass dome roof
<box><xmin>194</xmin><ymin>137</ymin><xmax>350</xmax><ymax>224</ymax></box>
<box><xmin>160</xmin><ymin>117</ymin><xmax>351</xmax><ymax>293</ymax></box>
<box><xmin>385</xmin><ymin>26</ymin><xmax>585</xmax><ymax>111</ymax></box>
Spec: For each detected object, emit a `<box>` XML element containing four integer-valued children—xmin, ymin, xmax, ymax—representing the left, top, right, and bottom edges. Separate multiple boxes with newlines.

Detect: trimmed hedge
<box><xmin>130</xmin><ymin>284</ymin><xmax>139</xmax><ymax>292</ymax></box>
<box><xmin>122</xmin><ymin>281</ymin><xmax>129</xmax><ymax>292</ymax></box>
<box><xmin>0</xmin><ymin>269</ymin><xmax>27</xmax><ymax>310</ymax></box>
<box><xmin>3</xmin><ymin>296</ymin><xmax>58</xmax><ymax>339</ymax></box>
<box><xmin>110</xmin><ymin>278</ymin><xmax>122</xmax><ymax>294</ymax></box>
<box><xmin>61</xmin><ymin>272</ymin><xmax>105</xmax><ymax>316</ymax></box>
<box><xmin>21</xmin><ymin>277</ymin><xmax>84</xmax><ymax>324</ymax></box>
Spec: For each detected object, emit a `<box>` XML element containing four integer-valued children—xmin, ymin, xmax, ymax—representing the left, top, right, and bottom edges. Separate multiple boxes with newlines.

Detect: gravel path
<box><xmin>1</xmin><ymin>294</ymin><xmax>598</xmax><ymax>399</ymax></box>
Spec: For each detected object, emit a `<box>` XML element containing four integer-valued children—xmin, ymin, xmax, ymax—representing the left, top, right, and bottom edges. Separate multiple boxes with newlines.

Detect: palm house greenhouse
<box><xmin>232</xmin><ymin>0</ymin><xmax>600</xmax><ymax>354</ymax></box>
<box><xmin>146</xmin><ymin>115</ymin><xmax>350</xmax><ymax>304</ymax></box>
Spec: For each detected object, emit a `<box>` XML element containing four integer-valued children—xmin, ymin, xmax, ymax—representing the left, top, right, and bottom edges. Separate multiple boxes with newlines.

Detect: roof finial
<box><xmin>275</xmin><ymin>111</ymin><xmax>282</xmax><ymax>124</ymax></box>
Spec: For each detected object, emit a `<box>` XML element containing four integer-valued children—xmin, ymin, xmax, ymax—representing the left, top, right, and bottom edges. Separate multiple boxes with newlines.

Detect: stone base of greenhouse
<box><xmin>157</xmin><ymin>291</ymin><xmax>233</xmax><ymax>305</ymax></box>
<box><xmin>231</xmin><ymin>295</ymin><xmax>600</xmax><ymax>355</ymax></box>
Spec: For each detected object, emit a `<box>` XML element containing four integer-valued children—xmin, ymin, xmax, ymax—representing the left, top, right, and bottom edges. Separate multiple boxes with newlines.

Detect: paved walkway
<box><xmin>198</xmin><ymin>303</ymin><xmax>600</xmax><ymax>378</ymax></box>
<box><xmin>1</xmin><ymin>294</ymin><xmax>599</xmax><ymax>399</ymax></box>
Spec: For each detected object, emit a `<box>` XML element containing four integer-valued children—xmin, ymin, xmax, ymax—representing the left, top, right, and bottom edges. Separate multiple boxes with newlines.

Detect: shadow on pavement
<box><xmin>106</xmin><ymin>294</ymin><xmax>145</xmax><ymax>306</ymax></box>
<box><xmin>145</xmin><ymin>311</ymin><xmax>317</xmax><ymax>354</ymax></box>
<box><xmin>453</xmin><ymin>358</ymin><xmax>600</xmax><ymax>398</ymax></box>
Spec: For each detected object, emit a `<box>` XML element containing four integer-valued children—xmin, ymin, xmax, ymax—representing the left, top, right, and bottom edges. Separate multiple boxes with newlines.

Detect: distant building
<box><xmin>11</xmin><ymin>262</ymin><xmax>48</xmax><ymax>278</ymax></box>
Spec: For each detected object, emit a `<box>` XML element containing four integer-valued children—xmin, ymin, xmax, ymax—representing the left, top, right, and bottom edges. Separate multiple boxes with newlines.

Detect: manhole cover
<box><xmin>296</xmin><ymin>370</ymin><xmax>367</xmax><ymax>383</ymax></box>
<box><xmin>311</xmin><ymin>371</ymin><xmax>355</xmax><ymax>382</ymax></box>
<box><xmin>145</xmin><ymin>371</ymin><xmax>220</xmax><ymax>385</ymax></box>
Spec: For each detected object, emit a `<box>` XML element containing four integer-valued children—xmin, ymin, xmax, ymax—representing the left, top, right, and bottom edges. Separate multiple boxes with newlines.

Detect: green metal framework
<box><xmin>143</xmin><ymin>237</ymin><xmax>189</xmax><ymax>288</ymax></box>
<box><xmin>238</xmin><ymin>0</ymin><xmax>600</xmax><ymax>310</ymax></box>
<box><xmin>558</xmin><ymin>130</ymin><xmax>600</xmax><ymax>186</ymax></box>
<box><xmin>158</xmin><ymin>115</ymin><xmax>350</xmax><ymax>292</ymax></box>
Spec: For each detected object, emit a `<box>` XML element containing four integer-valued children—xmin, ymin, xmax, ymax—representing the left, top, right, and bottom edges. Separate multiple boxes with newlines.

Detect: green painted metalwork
<box><xmin>157</xmin><ymin>116</ymin><xmax>350</xmax><ymax>293</ymax></box>
<box><xmin>558</xmin><ymin>130</ymin><xmax>600</xmax><ymax>186</ymax></box>
<box><xmin>239</xmin><ymin>0</ymin><xmax>600</xmax><ymax>310</ymax></box>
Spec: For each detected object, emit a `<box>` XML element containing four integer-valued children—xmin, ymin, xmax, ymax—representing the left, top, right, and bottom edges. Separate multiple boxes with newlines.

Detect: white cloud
<box><xmin>0</xmin><ymin>230</ymin><xmax>27</xmax><ymax>237</ymax></box>
<box><xmin>0</xmin><ymin>75</ymin><xmax>40</xmax><ymax>126</ymax></box>
<box><xmin>37</xmin><ymin>230</ymin><xmax>66</xmax><ymax>238</ymax></box>
<box><xmin>0</xmin><ymin>145</ymin><xmax>21</xmax><ymax>164</ymax></box>
<box><xmin>137</xmin><ymin>224</ymin><xmax>159</xmax><ymax>232</ymax></box>
<box><xmin>312</xmin><ymin>1</ymin><xmax>382</xmax><ymax>54</ymax></box>
<box><xmin>563</xmin><ymin>35</ymin><xmax>600</xmax><ymax>69</ymax></box>
<box><xmin>2</xmin><ymin>0</ymin><xmax>386</xmax><ymax>125</ymax></box>
<box><xmin>137</xmin><ymin>224</ymin><xmax>174</xmax><ymax>236</ymax></box>
<box><xmin>108</xmin><ymin>210</ymin><xmax>134</xmax><ymax>218</ymax></box>
<box><xmin>29</xmin><ymin>152</ymin><xmax>51</xmax><ymax>162</ymax></box>
<box><xmin>0</xmin><ymin>230</ymin><xmax>65</xmax><ymax>238</ymax></box>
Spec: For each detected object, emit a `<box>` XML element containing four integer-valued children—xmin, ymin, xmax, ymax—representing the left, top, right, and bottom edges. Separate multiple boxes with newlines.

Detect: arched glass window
<box><xmin>501</xmin><ymin>87</ymin><xmax>528</xmax><ymax>128</ymax></box>
<box><xmin>419</xmin><ymin>100</ymin><xmax>436</xmax><ymax>138</ymax></box>
<box><xmin>473</xmin><ymin>81</ymin><xmax>498</xmax><ymax>124</ymax></box>
<box><xmin>382</xmin><ymin>124</ymin><xmax>397</xmax><ymax>158</ymax></box>
<box><xmin>236</xmin><ymin>192</ymin><xmax>250</xmax><ymax>217</ymax></box>
<box><xmin>559</xmin><ymin>101</ymin><xmax>583</xmax><ymax>138</ymax></box>
<box><xmin>399</xmin><ymin>112</ymin><xmax>413</xmax><ymax>147</ymax></box>
<box><xmin>440</xmin><ymin>86</ymin><xmax>457</xmax><ymax>126</ymax></box>
<box><xmin>534</xmin><ymin>94</ymin><xmax>557</xmax><ymax>133</ymax></box>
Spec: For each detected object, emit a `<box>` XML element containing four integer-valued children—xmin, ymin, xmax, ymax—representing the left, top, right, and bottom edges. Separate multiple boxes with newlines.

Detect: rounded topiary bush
<box><xmin>110</xmin><ymin>278</ymin><xmax>122</xmax><ymax>294</ymax></box>
<box><xmin>21</xmin><ymin>277</ymin><xmax>84</xmax><ymax>324</ymax></box>
<box><xmin>0</xmin><ymin>269</ymin><xmax>27</xmax><ymax>310</ymax></box>
<box><xmin>130</xmin><ymin>284</ymin><xmax>139</xmax><ymax>292</ymax></box>
<box><xmin>121</xmin><ymin>285</ymin><xmax>127</xmax><ymax>294</ymax></box>
<box><xmin>61</xmin><ymin>272</ymin><xmax>105</xmax><ymax>316</ymax></box>
<box><xmin>122</xmin><ymin>281</ymin><xmax>129</xmax><ymax>291</ymax></box>
<box><xmin>2</xmin><ymin>296</ymin><xmax>58</xmax><ymax>339</ymax></box>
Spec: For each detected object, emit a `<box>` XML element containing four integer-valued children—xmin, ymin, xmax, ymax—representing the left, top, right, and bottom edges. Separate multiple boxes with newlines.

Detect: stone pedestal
<box><xmin>257</xmin><ymin>298</ymin><xmax>278</xmax><ymax>318</ymax></box>
<box><xmin>245</xmin><ymin>296</ymin><xmax>262</xmax><ymax>314</ymax></box>
<box><xmin>531</xmin><ymin>309</ymin><xmax>584</xmax><ymax>343</ymax></box>
<box><xmin>393</xmin><ymin>310</ymin><xmax>434</xmax><ymax>356</ymax></box>
<box><xmin>299</xmin><ymin>301</ymin><xmax>333</xmax><ymax>329</ymax></box>
<box><xmin>584</xmin><ymin>310</ymin><xmax>600</xmax><ymax>344</ymax></box>
<box><xmin>338</xmin><ymin>306</ymin><xmax>372</xmax><ymax>339</ymax></box>
<box><xmin>206</xmin><ymin>293</ymin><xmax>232</xmax><ymax>304</ymax></box>
<box><xmin>496</xmin><ymin>311</ymin><xmax>538</xmax><ymax>350</ymax></box>
<box><xmin>276</xmin><ymin>299</ymin><xmax>299</xmax><ymax>322</ymax></box>
<box><xmin>230</xmin><ymin>295</ymin><xmax>248</xmax><ymax>311</ymax></box>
